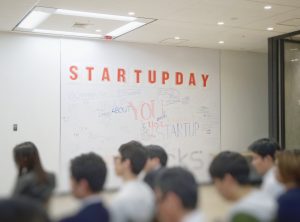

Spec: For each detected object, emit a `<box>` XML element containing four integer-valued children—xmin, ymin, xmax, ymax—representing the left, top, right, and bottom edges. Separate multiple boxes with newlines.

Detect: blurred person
<box><xmin>209</xmin><ymin>151</ymin><xmax>276</xmax><ymax>222</ymax></box>
<box><xmin>12</xmin><ymin>141</ymin><xmax>55</xmax><ymax>206</ymax></box>
<box><xmin>276</xmin><ymin>150</ymin><xmax>300</xmax><ymax>222</ymax></box>
<box><xmin>155</xmin><ymin>167</ymin><xmax>203</xmax><ymax>222</ymax></box>
<box><xmin>248</xmin><ymin>138</ymin><xmax>285</xmax><ymax>198</ymax></box>
<box><xmin>0</xmin><ymin>197</ymin><xmax>50</xmax><ymax>222</ymax></box>
<box><xmin>59</xmin><ymin>152</ymin><xmax>109</xmax><ymax>222</ymax></box>
<box><xmin>144</xmin><ymin>144</ymin><xmax>168</xmax><ymax>189</ymax></box>
<box><xmin>110</xmin><ymin>140</ymin><xmax>155</xmax><ymax>222</ymax></box>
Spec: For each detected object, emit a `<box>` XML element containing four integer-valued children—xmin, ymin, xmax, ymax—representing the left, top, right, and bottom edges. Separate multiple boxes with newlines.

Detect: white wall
<box><xmin>0</xmin><ymin>33</ymin><xmax>61</xmax><ymax>195</ymax></box>
<box><xmin>0</xmin><ymin>32</ymin><xmax>268</xmax><ymax>195</ymax></box>
<box><xmin>220</xmin><ymin>50</ymin><xmax>268</xmax><ymax>151</ymax></box>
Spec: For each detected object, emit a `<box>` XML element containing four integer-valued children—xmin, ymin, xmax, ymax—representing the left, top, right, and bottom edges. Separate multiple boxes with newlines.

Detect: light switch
<box><xmin>13</xmin><ymin>124</ymin><xmax>18</xmax><ymax>131</ymax></box>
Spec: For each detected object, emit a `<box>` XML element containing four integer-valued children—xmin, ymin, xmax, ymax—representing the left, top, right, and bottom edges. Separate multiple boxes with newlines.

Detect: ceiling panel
<box><xmin>246</xmin><ymin>8</ymin><xmax>300</xmax><ymax>33</ymax></box>
<box><xmin>0</xmin><ymin>0</ymin><xmax>39</xmax><ymax>31</ymax></box>
<box><xmin>165</xmin><ymin>0</ymin><xmax>294</xmax><ymax>26</ymax></box>
<box><xmin>38</xmin><ymin>0</ymin><xmax>200</xmax><ymax>19</ymax></box>
<box><xmin>0</xmin><ymin>0</ymin><xmax>299</xmax><ymax>52</ymax></box>
<box><xmin>118</xmin><ymin>19</ymin><xmax>227</xmax><ymax>44</ymax></box>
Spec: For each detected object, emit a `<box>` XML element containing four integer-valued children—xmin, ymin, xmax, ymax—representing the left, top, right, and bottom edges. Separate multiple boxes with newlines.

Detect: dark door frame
<box><xmin>268</xmin><ymin>30</ymin><xmax>300</xmax><ymax>148</ymax></box>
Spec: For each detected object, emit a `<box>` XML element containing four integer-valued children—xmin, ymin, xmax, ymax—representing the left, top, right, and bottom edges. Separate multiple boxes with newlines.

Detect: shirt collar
<box><xmin>81</xmin><ymin>194</ymin><xmax>102</xmax><ymax>209</ymax></box>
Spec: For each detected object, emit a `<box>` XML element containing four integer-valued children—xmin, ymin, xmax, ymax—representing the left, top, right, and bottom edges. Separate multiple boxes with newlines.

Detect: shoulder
<box><xmin>262</xmin><ymin>168</ymin><xmax>283</xmax><ymax>189</ymax></box>
<box><xmin>112</xmin><ymin>180</ymin><xmax>154</xmax><ymax>208</ymax></box>
<box><xmin>229</xmin><ymin>190</ymin><xmax>276</xmax><ymax>222</ymax></box>
<box><xmin>59</xmin><ymin>215</ymin><xmax>78</xmax><ymax>222</ymax></box>
<box><xmin>61</xmin><ymin>203</ymin><xmax>109</xmax><ymax>222</ymax></box>
<box><xmin>131</xmin><ymin>180</ymin><xmax>154</xmax><ymax>198</ymax></box>
<box><xmin>122</xmin><ymin>180</ymin><xmax>153</xmax><ymax>194</ymax></box>
<box><xmin>81</xmin><ymin>202</ymin><xmax>109</xmax><ymax>217</ymax></box>
<box><xmin>45</xmin><ymin>172</ymin><xmax>56</xmax><ymax>186</ymax></box>
<box><xmin>47</xmin><ymin>172</ymin><xmax>55</xmax><ymax>180</ymax></box>
<box><xmin>17</xmin><ymin>172</ymin><xmax>36</xmax><ymax>184</ymax></box>
<box><xmin>113</xmin><ymin>180</ymin><xmax>154</xmax><ymax>205</ymax></box>
<box><xmin>278</xmin><ymin>189</ymin><xmax>300</xmax><ymax>204</ymax></box>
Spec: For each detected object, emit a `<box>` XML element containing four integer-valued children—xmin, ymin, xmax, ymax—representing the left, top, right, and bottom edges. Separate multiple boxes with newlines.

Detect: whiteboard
<box><xmin>60</xmin><ymin>39</ymin><xmax>220</xmax><ymax>191</ymax></box>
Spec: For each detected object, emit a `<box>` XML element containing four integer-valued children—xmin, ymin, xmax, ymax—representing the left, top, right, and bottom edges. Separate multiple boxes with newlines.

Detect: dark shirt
<box><xmin>144</xmin><ymin>167</ymin><xmax>164</xmax><ymax>189</ymax></box>
<box><xmin>12</xmin><ymin>171</ymin><xmax>55</xmax><ymax>204</ymax></box>
<box><xmin>277</xmin><ymin>188</ymin><xmax>300</xmax><ymax>222</ymax></box>
<box><xmin>59</xmin><ymin>202</ymin><xmax>109</xmax><ymax>222</ymax></box>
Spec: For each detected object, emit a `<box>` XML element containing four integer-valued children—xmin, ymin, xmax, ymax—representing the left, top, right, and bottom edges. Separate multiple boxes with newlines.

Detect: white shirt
<box><xmin>262</xmin><ymin>167</ymin><xmax>285</xmax><ymax>199</ymax></box>
<box><xmin>227</xmin><ymin>189</ymin><xmax>277</xmax><ymax>222</ymax></box>
<box><xmin>110</xmin><ymin>179</ymin><xmax>155</xmax><ymax>222</ymax></box>
<box><xmin>182</xmin><ymin>210</ymin><xmax>204</xmax><ymax>222</ymax></box>
<box><xmin>81</xmin><ymin>194</ymin><xmax>103</xmax><ymax>210</ymax></box>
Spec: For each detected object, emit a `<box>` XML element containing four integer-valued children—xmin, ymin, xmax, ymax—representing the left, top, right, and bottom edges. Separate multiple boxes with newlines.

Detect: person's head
<box><xmin>248</xmin><ymin>138</ymin><xmax>281</xmax><ymax>175</ymax></box>
<box><xmin>13</xmin><ymin>142</ymin><xmax>41</xmax><ymax>173</ymax></box>
<box><xmin>70</xmin><ymin>152</ymin><xmax>107</xmax><ymax>198</ymax></box>
<box><xmin>0</xmin><ymin>197</ymin><xmax>50</xmax><ymax>222</ymax></box>
<box><xmin>13</xmin><ymin>142</ymin><xmax>46</xmax><ymax>183</ymax></box>
<box><xmin>276</xmin><ymin>150</ymin><xmax>300</xmax><ymax>189</ymax></box>
<box><xmin>144</xmin><ymin>145</ymin><xmax>168</xmax><ymax>173</ymax></box>
<box><xmin>114</xmin><ymin>140</ymin><xmax>147</xmax><ymax>179</ymax></box>
<box><xmin>155</xmin><ymin>167</ymin><xmax>198</xmax><ymax>222</ymax></box>
<box><xmin>209</xmin><ymin>151</ymin><xmax>250</xmax><ymax>201</ymax></box>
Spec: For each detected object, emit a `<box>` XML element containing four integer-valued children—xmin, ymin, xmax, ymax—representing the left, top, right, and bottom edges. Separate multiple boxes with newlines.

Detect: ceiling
<box><xmin>1</xmin><ymin>0</ymin><xmax>300</xmax><ymax>52</ymax></box>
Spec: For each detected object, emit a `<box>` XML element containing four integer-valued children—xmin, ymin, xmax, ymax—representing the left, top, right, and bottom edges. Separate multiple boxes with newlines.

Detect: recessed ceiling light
<box><xmin>174</xmin><ymin>36</ymin><xmax>180</xmax><ymax>40</ymax></box>
<box><xmin>15</xmin><ymin>6</ymin><xmax>156</xmax><ymax>39</ymax></box>
<box><xmin>106</xmin><ymin>21</ymin><xmax>145</xmax><ymax>37</ymax></box>
<box><xmin>33</xmin><ymin>29</ymin><xmax>102</xmax><ymax>38</ymax></box>
<box><xmin>128</xmin><ymin>12</ymin><xmax>135</xmax><ymax>16</ymax></box>
<box><xmin>267</xmin><ymin>27</ymin><xmax>274</xmax><ymax>31</ymax></box>
<box><xmin>264</xmin><ymin>5</ymin><xmax>272</xmax><ymax>10</ymax></box>
<box><xmin>55</xmin><ymin>9</ymin><xmax>136</xmax><ymax>21</ymax></box>
<box><xmin>18</xmin><ymin>10</ymin><xmax>51</xmax><ymax>29</ymax></box>
<box><xmin>218</xmin><ymin>41</ymin><xmax>224</xmax><ymax>44</ymax></box>
<box><xmin>217</xmin><ymin>21</ymin><xmax>224</xmax><ymax>25</ymax></box>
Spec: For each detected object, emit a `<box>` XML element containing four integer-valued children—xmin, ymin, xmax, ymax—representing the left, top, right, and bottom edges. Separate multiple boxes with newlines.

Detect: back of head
<box><xmin>119</xmin><ymin>140</ymin><xmax>147</xmax><ymax>175</ymax></box>
<box><xmin>71</xmin><ymin>152</ymin><xmax>107</xmax><ymax>192</ymax></box>
<box><xmin>277</xmin><ymin>149</ymin><xmax>300</xmax><ymax>186</ymax></box>
<box><xmin>156</xmin><ymin>167</ymin><xmax>198</xmax><ymax>210</ymax></box>
<box><xmin>13</xmin><ymin>142</ymin><xmax>41</xmax><ymax>172</ymax></box>
<box><xmin>209</xmin><ymin>151</ymin><xmax>250</xmax><ymax>185</ymax></box>
<box><xmin>248</xmin><ymin>138</ymin><xmax>281</xmax><ymax>161</ymax></box>
<box><xmin>146</xmin><ymin>145</ymin><xmax>168</xmax><ymax>167</ymax></box>
<box><xmin>0</xmin><ymin>197</ymin><xmax>50</xmax><ymax>222</ymax></box>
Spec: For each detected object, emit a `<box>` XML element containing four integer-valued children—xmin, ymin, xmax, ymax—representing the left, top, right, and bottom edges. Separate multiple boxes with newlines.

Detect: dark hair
<box><xmin>146</xmin><ymin>145</ymin><xmax>168</xmax><ymax>167</ymax></box>
<box><xmin>156</xmin><ymin>167</ymin><xmax>198</xmax><ymax>209</ymax></box>
<box><xmin>13</xmin><ymin>142</ymin><xmax>47</xmax><ymax>184</ymax></box>
<box><xmin>0</xmin><ymin>197</ymin><xmax>50</xmax><ymax>222</ymax></box>
<box><xmin>209</xmin><ymin>151</ymin><xmax>250</xmax><ymax>185</ymax></box>
<box><xmin>248</xmin><ymin>138</ymin><xmax>281</xmax><ymax>160</ymax></box>
<box><xmin>71</xmin><ymin>152</ymin><xmax>107</xmax><ymax>193</ymax></box>
<box><xmin>119</xmin><ymin>140</ymin><xmax>147</xmax><ymax>175</ymax></box>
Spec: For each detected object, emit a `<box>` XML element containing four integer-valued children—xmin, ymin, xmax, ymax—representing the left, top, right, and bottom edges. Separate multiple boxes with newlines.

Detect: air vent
<box><xmin>72</xmin><ymin>22</ymin><xmax>92</xmax><ymax>29</ymax></box>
